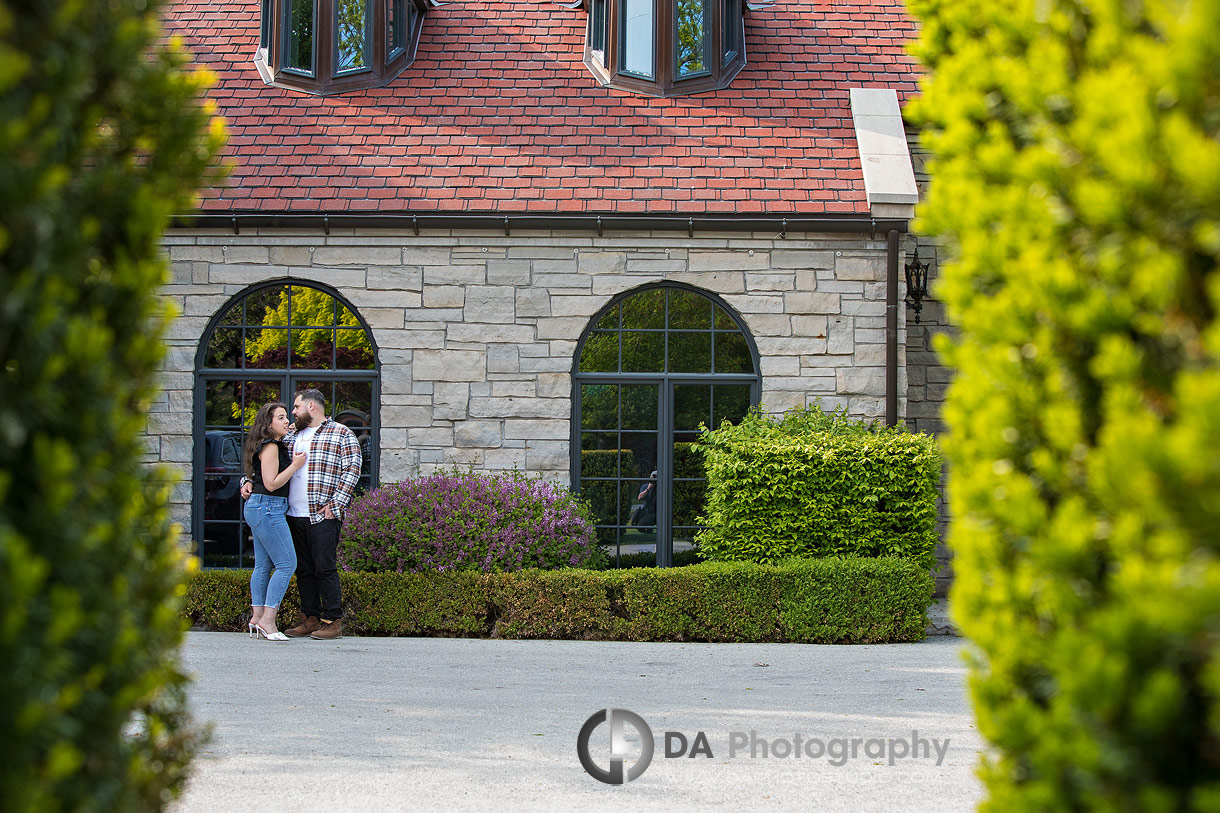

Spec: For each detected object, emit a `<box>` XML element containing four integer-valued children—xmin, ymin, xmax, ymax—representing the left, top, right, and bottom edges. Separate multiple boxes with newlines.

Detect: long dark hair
<box><xmin>244</xmin><ymin>402</ymin><xmax>288</xmax><ymax>476</ymax></box>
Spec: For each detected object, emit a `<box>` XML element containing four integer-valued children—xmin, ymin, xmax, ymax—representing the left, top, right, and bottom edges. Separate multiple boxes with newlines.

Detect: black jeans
<box><xmin>287</xmin><ymin>516</ymin><xmax>342</xmax><ymax>621</ymax></box>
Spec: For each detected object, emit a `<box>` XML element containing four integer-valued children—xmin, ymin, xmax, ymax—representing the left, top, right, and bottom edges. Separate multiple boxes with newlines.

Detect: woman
<box><xmin>243</xmin><ymin>402</ymin><xmax>307</xmax><ymax>641</ymax></box>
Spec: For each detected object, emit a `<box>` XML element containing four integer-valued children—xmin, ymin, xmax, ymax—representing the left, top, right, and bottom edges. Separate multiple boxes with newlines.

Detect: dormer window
<box><xmin>254</xmin><ymin>0</ymin><xmax>428</xmax><ymax>94</ymax></box>
<box><xmin>584</xmin><ymin>0</ymin><xmax>747</xmax><ymax>96</ymax></box>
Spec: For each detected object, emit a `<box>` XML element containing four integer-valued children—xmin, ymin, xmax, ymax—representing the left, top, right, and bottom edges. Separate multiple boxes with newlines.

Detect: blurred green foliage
<box><xmin>0</xmin><ymin>0</ymin><xmax>223</xmax><ymax>808</ymax></box>
<box><xmin>910</xmin><ymin>0</ymin><xmax>1220</xmax><ymax>806</ymax></box>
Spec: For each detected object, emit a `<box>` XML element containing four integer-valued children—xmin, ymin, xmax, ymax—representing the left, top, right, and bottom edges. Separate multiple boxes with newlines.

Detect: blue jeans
<box><xmin>244</xmin><ymin>493</ymin><xmax>296</xmax><ymax>608</ymax></box>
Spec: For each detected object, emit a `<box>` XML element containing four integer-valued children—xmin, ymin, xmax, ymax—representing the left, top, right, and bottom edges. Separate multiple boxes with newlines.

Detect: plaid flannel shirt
<box><xmin>283</xmin><ymin>418</ymin><xmax>362</xmax><ymax>524</ymax></box>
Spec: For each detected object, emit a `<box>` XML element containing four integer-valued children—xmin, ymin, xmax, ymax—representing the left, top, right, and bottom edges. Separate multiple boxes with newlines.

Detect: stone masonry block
<box><xmin>745</xmin><ymin>273</ymin><xmax>796</xmax><ymax>292</ymax></box>
<box><xmin>376</xmin><ymin>329</ymin><xmax>443</xmax><ymax>350</ymax></box>
<box><xmin>423</xmin><ymin>286</ymin><xmax>465</xmax><ymax>308</ymax></box>
<box><xmin>447</xmin><ymin>323</ymin><xmax>535</xmax><ymax>344</ymax></box>
<box><xmin>424</xmin><ymin>265</ymin><xmax>486</xmax><ymax>286</ymax></box>
<box><xmin>269</xmin><ymin>247</ymin><xmax>315</xmax><ymax>266</ymax></box>
<box><xmin>771</xmin><ymin>250</ymin><xmax>835</xmax><ymax>269</ymax></box>
<box><xmin>577</xmin><ymin>252</ymin><xmax>627</xmax><ymax>275</ymax></box>
<box><xmin>367</xmin><ymin>266</ymin><xmax>424</xmax><ymax>291</ymax></box>
<box><xmin>666</xmin><ymin>272</ymin><xmax>745</xmax><ymax>294</ymax></box>
<box><xmin>503</xmin><ymin>419</ymin><xmax>569</xmax><ymax>440</ymax></box>
<box><xmin>433</xmin><ymin>383</ymin><xmax>471</xmax><ymax>421</ymax></box>
<box><xmin>409</xmin><ymin>427</ymin><xmax>455</xmax><ymax>447</ymax></box>
<box><xmin>526</xmin><ymin>440</ymin><xmax>569</xmax><ymax>470</ymax></box>
<box><xmin>536</xmin><ymin>373</ymin><xmax>570</xmax><ymax>398</ymax></box>
<box><xmin>785</xmin><ymin>292</ymin><xmax>841</xmax><ymax>314</ymax></box>
<box><xmin>487</xmin><ymin>345</ymin><xmax>519</xmax><ymax>373</ymax></box>
<box><xmin>382</xmin><ymin>405</ymin><xmax>433</xmax><ymax>427</ymax></box>
<box><xmin>455</xmin><ymin>421</ymin><xmax>503</xmax><ymax>447</ymax></box>
<box><xmin>464</xmin><ymin>287</ymin><xmax>516</xmax><ymax>323</ymax></box>
<box><xmin>487</xmin><ymin>259</ymin><xmax>532</xmax><ymax>285</ymax></box>
<box><xmin>548</xmin><ymin>295</ymin><xmax>604</xmax><ymax>318</ymax></box>
<box><xmin>413</xmin><ymin>350</ymin><xmax>486</xmax><ymax>382</ymax></box>
<box><xmin>791</xmin><ymin>315</ymin><xmax>829</xmax><ymax>337</ymax></box>
<box><xmin>400</xmin><ymin>248</ymin><xmax>453</xmax><ymax>266</ymax></box>
<box><xmin>312</xmin><ymin>247</ymin><xmax>402</xmax><ymax>266</ymax></box>
<box><xmin>516</xmin><ymin>288</ymin><xmax>551</xmax><ymax>317</ymax></box>
<box><xmin>837</xmin><ymin>368</ymin><xmax>887</xmax><ymax>396</ymax></box>
<box><xmin>727</xmin><ymin>295</ymin><xmax>784</xmax><ymax>315</ymax></box>
<box><xmin>828</xmin><ymin>317</ymin><xmax>855</xmax><ymax>354</ymax></box>
<box><xmin>836</xmin><ymin>255</ymin><xmax>883</xmax><ymax>281</ymax></box>
<box><xmin>689</xmin><ymin>251</ymin><xmax>770</xmax><ymax>272</ymax></box>
<box><xmin>468</xmin><ymin>397</ymin><xmax>569</xmax><ymax>419</ymax></box>
<box><xmin>535</xmin><ymin>317</ymin><xmax>587</xmax><ymax>340</ymax></box>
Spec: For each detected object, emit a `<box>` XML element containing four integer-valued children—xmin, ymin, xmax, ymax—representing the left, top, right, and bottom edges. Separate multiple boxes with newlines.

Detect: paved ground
<box><xmin>173</xmin><ymin>631</ymin><xmax>985</xmax><ymax>812</ymax></box>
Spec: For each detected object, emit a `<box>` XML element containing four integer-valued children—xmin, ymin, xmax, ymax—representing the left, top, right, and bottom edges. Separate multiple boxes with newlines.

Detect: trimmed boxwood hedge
<box><xmin>183</xmin><ymin>557</ymin><xmax>934</xmax><ymax>643</ymax></box>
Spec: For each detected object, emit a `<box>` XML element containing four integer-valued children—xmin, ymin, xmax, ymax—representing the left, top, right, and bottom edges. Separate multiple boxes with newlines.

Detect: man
<box><xmin>242</xmin><ymin>389</ymin><xmax>362</xmax><ymax>639</ymax></box>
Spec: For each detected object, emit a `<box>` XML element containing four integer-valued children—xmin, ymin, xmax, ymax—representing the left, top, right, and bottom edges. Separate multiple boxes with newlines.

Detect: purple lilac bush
<box><xmin>339</xmin><ymin>469</ymin><xmax>604</xmax><ymax>573</ymax></box>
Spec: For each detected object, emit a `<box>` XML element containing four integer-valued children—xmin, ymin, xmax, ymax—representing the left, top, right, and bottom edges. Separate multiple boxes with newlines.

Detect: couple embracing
<box><xmin>240</xmin><ymin>388</ymin><xmax>362</xmax><ymax>641</ymax></box>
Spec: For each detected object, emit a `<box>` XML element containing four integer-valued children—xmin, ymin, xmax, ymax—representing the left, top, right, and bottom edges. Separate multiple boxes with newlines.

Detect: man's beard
<box><xmin>294</xmin><ymin>410</ymin><xmax>315</xmax><ymax>429</ymax></box>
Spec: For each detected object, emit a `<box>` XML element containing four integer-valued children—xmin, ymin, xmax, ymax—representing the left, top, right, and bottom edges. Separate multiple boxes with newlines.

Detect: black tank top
<box><xmin>251</xmin><ymin>438</ymin><xmax>291</xmax><ymax>498</ymax></box>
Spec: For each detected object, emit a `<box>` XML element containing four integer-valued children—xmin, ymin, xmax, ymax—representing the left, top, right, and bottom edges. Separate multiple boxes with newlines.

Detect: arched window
<box><xmin>254</xmin><ymin>0</ymin><xmax>430</xmax><ymax>94</ymax></box>
<box><xmin>572</xmin><ymin>284</ymin><xmax>760</xmax><ymax>567</ymax></box>
<box><xmin>194</xmin><ymin>281</ymin><xmax>380</xmax><ymax>567</ymax></box>
<box><xmin>583</xmin><ymin>0</ymin><xmax>747</xmax><ymax>96</ymax></box>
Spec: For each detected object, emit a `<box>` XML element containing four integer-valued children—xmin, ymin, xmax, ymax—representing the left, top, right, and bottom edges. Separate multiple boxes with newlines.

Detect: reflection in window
<box><xmin>574</xmin><ymin>285</ymin><xmax>759</xmax><ymax>569</ymax></box>
<box><xmin>387</xmin><ymin>0</ymin><xmax>406</xmax><ymax>58</ymax></box>
<box><xmin>622</xmin><ymin>0</ymin><xmax>654</xmax><ymax>78</ymax></box>
<box><xmin>675</xmin><ymin>0</ymin><xmax>708</xmax><ymax>77</ymax></box>
<box><xmin>284</xmin><ymin>0</ymin><xmax>316</xmax><ymax>74</ymax></box>
<box><xmin>590</xmin><ymin>0</ymin><xmax>607</xmax><ymax>56</ymax></box>
<box><xmin>578</xmin><ymin>288</ymin><xmax>755</xmax><ymax>376</ymax></box>
<box><xmin>723</xmin><ymin>0</ymin><xmax>741</xmax><ymax>59</ymax></box>
<box><xmin>336</xmin><ymin>0</ymin><xmax>369</xmax><ymax>72</ymax></box>
<box><xmin>197</xmin><ymin>283</ymin><xmax>379</xmax><ymax>568</ymax></box>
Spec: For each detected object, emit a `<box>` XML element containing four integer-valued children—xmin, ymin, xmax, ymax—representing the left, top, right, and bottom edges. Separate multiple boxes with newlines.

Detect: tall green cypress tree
<box><xmin>0</xmin><ymin>1</ymin><xmax>222</xmax><ymax>808</ymax></box>
<box><xmin>910</xmin><ymin>0</ymin><xmax>1220</xmax><ymax>806</ymax></box>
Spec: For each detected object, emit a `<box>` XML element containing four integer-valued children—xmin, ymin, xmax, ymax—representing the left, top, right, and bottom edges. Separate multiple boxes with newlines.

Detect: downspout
<box><xmin>886</xmin><ymin>230</ymin><xmax>899</xmax><ymax>427</ymax></box>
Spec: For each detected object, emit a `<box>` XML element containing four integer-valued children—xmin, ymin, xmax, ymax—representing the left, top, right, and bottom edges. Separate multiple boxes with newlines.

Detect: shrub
<box><xmin>695</xmin><ymin>404</ymin><xmax>941</xmax><ymax>568</ymax></box>
<box><xmin>182</xmin><ymin>557</ymin><xmax>933</xmax><ymax>643</ymax></box>
<box><xmin>910</xmin><ymin>0</ymin><xmax>1220</xmax><ymax>806</ymax></box>
<box><xmin>0</xmin><ymin>1</ymin><xmax>222</xmax><ymax>808</ymax></box>
<box><xmin>339</xmin><ymin>469</ymin><xmax>605</xmax><ymax>573</ymax></box>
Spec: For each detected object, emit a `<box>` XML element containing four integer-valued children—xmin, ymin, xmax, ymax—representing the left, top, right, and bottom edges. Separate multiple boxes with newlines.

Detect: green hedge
<box><xmin>696</xmin><ymin>405</ymin><xmax>941</xmax><ymax>568</ymax></box>
<box><xmin>183</xmin><ymin>557</ymin><xmax>934</xmax><ymax>643</ymax></box>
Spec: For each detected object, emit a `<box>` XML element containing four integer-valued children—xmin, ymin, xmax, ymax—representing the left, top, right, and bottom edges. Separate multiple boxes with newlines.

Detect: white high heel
<box><xmin>248</xmin><ymin>622</ymin><xmax>258</xmax><ymax>639</ymax></box>
<box><xmin>255</xmin><ymin>624</ymin><xmax>290</xmax><ymax>642</ymax></box>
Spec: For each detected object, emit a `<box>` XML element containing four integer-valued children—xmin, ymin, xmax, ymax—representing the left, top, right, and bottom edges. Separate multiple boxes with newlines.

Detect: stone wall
<box><xmin>906</xmin><ymin>135</ymin><xmax>957</xmax><ymax>595</ymax></box>
<box><xmin>153</xmin><ymin>228</ymin><xmax>905</xmax><ymax>537</ymax></box>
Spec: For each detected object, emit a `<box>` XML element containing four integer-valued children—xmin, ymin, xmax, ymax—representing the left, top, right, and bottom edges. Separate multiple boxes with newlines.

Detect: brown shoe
<box><xmin>285</xmin><ymin>615</ymin><xmax>321</xmax><ymax>637</ymax></box>
<box><xmin>310</xmin><ymin>619</ymin><xmax>343</xmax><ymax>640</ymax></box>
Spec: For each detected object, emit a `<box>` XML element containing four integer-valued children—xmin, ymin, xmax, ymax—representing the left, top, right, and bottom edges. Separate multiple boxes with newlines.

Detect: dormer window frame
<box><xmin>257</xmin><ymin>0</ymin><xmax>429</xmax><ymax>95</ymax></box>
<box><xmin>583</xmin><ymin>0</ymin><xmax>747</xmax><ymax>97</ymax></box>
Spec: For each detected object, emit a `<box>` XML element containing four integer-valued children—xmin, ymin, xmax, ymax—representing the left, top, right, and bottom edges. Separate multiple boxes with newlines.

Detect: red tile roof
<box><xmin>168</xmin><ymin>0</ymin><xmax>920</xmax><ymax>215</ymax></box>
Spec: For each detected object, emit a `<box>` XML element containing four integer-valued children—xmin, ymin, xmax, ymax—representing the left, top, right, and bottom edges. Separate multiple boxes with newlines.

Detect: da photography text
<box><xmin>667</xmin><ymin>729</ymin><xmax>951</xmax><ymax>767</ymax></box>
<box><xmin>576</xmin><ymin>709</ymin><xmax>951</xmax><ymax>785</ymax></box>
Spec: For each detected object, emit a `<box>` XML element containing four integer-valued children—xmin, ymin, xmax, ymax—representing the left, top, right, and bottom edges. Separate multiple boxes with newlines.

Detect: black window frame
<box><xmin>618</xmin><ymin>0</ymin><xmax>657</xmax><ymax>80</ymax></box>
<box><xmin>261</xmin><ymin>0</ymin><xmax>428</xmax><ymax>94</ymax></box>
<box><xmin>571</xmin><ymin>283</ymin><xmax>761</xmax><ymax>568</ymax></box>
<box><xmin>192</xmin><ymin>279</ymin><xmax>381</xmax><ymax>569</ymax></box>
<box><xmin>281</xmin><ymin>0</ymin><xmax>318</xmax><ymax>77</ymax></box>
<box><xmin>581</xmin><ymin>0</ymin><xmax>747</xmax><ymax>97</ymax></box>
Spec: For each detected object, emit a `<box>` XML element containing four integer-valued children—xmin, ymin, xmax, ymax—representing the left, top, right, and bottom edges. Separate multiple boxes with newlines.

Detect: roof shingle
<box><xmin>168</xmin><ymin>0</ymin><xmax>920</xmax><ymax>215</ymax></box>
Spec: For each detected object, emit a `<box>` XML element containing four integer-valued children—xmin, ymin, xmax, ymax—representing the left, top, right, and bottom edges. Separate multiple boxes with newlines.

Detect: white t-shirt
<box><xmin>287</xmin><ymin>425</ymin><xmax>319</xmax><ymax>517</ymax></box>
